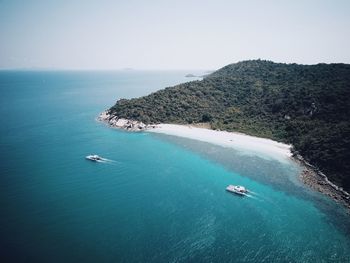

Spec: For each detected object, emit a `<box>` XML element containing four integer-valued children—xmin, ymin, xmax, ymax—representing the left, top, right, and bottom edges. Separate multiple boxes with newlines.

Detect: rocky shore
<box><xmin>294</xmin><ymin>153</ymin><xmax>350</xmax><ymax>211</ymax></box>
<box><xmin>98</xmin><ymin>111</ymin><xmax>157</xmax><ymax>131</ymax></box>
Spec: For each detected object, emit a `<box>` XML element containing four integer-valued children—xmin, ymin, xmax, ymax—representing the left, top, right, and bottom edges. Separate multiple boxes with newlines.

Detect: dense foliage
<box><xmin>109</xmin><ymin>60</ymin><xmax>350</xmax><ymax>191</ymax></box>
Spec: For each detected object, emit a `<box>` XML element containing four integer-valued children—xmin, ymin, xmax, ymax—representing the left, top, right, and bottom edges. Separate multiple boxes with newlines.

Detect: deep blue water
<box><xmin>1</xmin><ymin>71</ymin><xmax>350</xmax><ymax>263</ymax></box>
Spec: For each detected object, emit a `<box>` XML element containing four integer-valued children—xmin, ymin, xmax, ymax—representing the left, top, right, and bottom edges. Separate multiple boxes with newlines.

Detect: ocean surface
<box><xmin>1</xmin><ymin>71</ymin><xmax>350</xmax><ymax>263</ymax></box>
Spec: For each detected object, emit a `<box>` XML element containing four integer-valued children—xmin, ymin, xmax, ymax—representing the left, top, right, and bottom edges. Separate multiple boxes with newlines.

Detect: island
<box><xmin>185</xmin><ymin>74</ymin><xmax>197</xmax><ymax>78</ymax></box>
<box><xmin>99</xmin><ymin>60</ymin><xmax>350</xmax><ymax>210</ymax></box>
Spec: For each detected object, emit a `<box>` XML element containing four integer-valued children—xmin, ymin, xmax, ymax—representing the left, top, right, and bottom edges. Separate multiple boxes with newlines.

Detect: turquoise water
<box><xmin>1</xmin><ymin>71</ymin><xmax>350</xmax><ymax>262</ymax></box>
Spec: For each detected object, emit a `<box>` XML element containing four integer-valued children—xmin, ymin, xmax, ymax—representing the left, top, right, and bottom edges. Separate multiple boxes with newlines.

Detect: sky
<box><xmin>0</xmin><ymin>0</ymin><xmax>350</xmax><ymax>70</ymax></box>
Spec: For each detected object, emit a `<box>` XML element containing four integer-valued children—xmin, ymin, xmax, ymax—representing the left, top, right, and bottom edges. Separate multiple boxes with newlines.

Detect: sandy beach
<box><xmin>148</xmin><ymin>124</ymin><xmax>292</xmax><ymax>163</ymax></box>
<box><xmin>98</xmin><ymin>111</ymin><xmax>292</xmax><ymax>163</ymax></box>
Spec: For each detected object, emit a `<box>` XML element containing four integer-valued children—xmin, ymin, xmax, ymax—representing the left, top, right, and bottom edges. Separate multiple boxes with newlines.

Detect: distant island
<box><xmin>185</xmin><ymin>74</ymin><xmax>198</xmax><ymax>78</ymax></box>
<box><xmin>185</xmin><ymin>73</ymin><xmax>210</xmax><ymax>78</ymax></box>
<box><xmin>101</xmin><ymin>60</ymin><xmax>350</xmax><ymax>208</ymax></box>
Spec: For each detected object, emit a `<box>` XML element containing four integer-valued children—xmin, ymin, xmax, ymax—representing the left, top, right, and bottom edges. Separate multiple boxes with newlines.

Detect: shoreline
<box><xmin>98</xmin><ymin>111</ymin><xmax>350</xmax><ymax>211</ymax></box>
<box><xmin>148</xmin><ymin>123</ymin><xmax>293</xmax><ymax>163</ymax></box>
<box><xmin>294</xmin><ymin>154</ymin><xmax>350</xmax><ymax>211</ymax></box>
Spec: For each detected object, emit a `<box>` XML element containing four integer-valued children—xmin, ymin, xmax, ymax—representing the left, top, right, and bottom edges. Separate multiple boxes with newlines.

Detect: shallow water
<box><xmin>1</xmin><ymin>71</ymin><xmax>349</xmax><ymax>262</ymax></box>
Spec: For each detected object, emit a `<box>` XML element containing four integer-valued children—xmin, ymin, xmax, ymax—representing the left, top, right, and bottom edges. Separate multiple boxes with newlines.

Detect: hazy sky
<box><xmin>1</xmin><ymin>0</ymin><xmax>349</xmax><ymax>70</ymax></box>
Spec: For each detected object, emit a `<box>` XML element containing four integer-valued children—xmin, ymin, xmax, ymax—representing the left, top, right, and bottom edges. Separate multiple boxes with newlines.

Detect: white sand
<box><xmin>148</xmin><ymin>124</ymin><xmax>293</xmax><ymax>163</ymax></box>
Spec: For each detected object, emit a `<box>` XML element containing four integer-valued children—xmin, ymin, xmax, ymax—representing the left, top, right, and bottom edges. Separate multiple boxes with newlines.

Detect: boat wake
<box><xmin>245</xmin><ymin>191</ymin><xmax>263</xmax><ymax>201</ymax></box>
<box><xmin>247</xmin><ymin>191</ymin><xmax>278</xmax><ymax>204</ymax></box>
<box><xmin>103</xmin><ymin>158</ymin><xmax>120</xmax><ymax>163</ymax></box>
<box><xmin>245</xmin><ymin>194</ymin><xmax>259</xmax><ymax>200</ymax></box>
<box><xmin>85</xmin><ymin>154</ymin><xmax>121</xmax><ymax>165</ymax></box>
<box><xmin>98</xmin><ymin>158</ymin><xmax>121</xmax><ymax>165</ymax></box>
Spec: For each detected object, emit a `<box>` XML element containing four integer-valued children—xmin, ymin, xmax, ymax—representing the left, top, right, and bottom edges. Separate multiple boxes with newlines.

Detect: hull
<box><xmin>86</xmin><ymin>157</ymin><xmax>98</xmax><ymax>161</ymax></box>
<box><xmin>226</xmin><ymin>189</ymin><xmax>246</xmax><ymax>196</ymax></box>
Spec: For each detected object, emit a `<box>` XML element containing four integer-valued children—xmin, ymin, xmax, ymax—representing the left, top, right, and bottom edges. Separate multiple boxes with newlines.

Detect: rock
<box><xmin>98</xmin><ymin>111</ymin><xmax>155</xmax><ymax>132</ymax></box>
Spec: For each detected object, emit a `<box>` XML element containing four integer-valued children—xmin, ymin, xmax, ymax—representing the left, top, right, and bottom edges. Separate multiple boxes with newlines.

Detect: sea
<box><xmin>1</xmin><ymin>71</ymin><xmax>350</xmax><ymax>263</ymax></box>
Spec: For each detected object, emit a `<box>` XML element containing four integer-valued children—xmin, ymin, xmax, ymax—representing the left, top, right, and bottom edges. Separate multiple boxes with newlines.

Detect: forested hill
<box><xmin>108</xmin><ymin>60</ymin><xmax>350</xmax><ymax>191</ymax></box>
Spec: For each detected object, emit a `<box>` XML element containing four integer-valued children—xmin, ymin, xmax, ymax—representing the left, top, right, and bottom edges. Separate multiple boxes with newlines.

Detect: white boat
<box><xmin>85</xmin><ymin>154</ymin><xmax>103</xmax><ymax>162</ymax></box>
<box><xmin>226</xmin><ymin>185</ymin><xmax>248</xmax><ymax>196</ymax></box>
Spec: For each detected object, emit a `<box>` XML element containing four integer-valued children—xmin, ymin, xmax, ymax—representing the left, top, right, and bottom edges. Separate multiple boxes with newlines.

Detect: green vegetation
<box><xmin>109</xmin><ymin>60</ymin><xmax>350</xmax><ymax>191</ymax></box>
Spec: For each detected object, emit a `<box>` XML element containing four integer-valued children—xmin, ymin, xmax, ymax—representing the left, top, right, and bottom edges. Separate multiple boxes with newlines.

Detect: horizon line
<box><xmin>1</xmin><ymin>59</ymin><xmax>349</xmax><ymax>72</ymax></box>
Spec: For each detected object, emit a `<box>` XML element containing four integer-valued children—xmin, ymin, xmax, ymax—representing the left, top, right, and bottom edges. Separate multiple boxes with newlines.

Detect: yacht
<box><xmin>226</xmin><ymin>185</ymin><xmax>248</xmax><ymax>196</ymax></box>
<box><xmin>85</xmin><ymin>154</ymin><xmax>103</xmax><ymax>162</ymax></box>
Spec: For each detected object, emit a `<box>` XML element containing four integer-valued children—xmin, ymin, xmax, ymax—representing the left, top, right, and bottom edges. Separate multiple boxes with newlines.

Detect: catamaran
<box><xmin>226</xmin><ymin>185</ymin><xmax>248</xmax><ymax>196</ymax></box>
<box><xmin>85</xmin><ymin>155</ymin><xmax>103</xmax><ymax>162</ymax></box>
